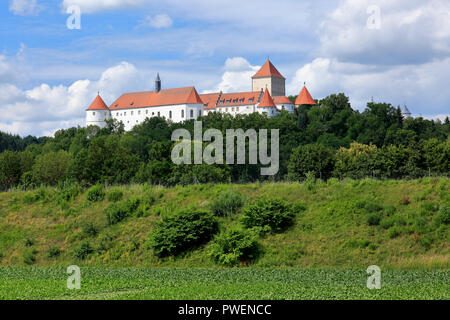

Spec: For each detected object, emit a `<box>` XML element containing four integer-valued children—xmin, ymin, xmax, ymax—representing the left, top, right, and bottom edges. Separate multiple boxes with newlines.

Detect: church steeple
<box><xmin>155</xmin><ymin>73</ymin><xmax>161</xmax><ymax>93</ymax></box>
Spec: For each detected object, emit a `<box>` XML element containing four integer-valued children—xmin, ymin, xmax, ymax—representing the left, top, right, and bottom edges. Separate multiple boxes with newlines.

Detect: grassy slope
<box><xmin>0</xmin><ymin>178</ymin><xmax>449</xmax><ymax>270</ymax></box>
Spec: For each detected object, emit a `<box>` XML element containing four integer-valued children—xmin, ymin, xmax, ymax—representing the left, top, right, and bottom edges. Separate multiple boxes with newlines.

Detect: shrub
<box><xmin>150</xmin><ymin>209</ymin><xmax>218</xmax><ymax>257</ymax></box>
<box><xmin>82</xmin><ymin>222</ymin><xmax>99</xmax><ymax>237</ymax></box>
<box><xmin>209</xmin><ymin>228</ymin><xmax>260</xmax><ymax>266</ymax></box>
<box><xmin>23</xmin><ymin>249</ymin><xmax>37</xmax><ymax>265</ymax></box>
<box><xmin>24</xmin><ymin>238</ymin><xmax>34</xmax><ymax>247</ymax></box>
<box><xmin>47</xmin><ymin>246</ymin><xmax>61</xmax><ymax>258</ymax></box>
<box><xmin>241</xmin><ymin>198</ymin><xmax>296</xmax><ymax>233</ymax></box>
<box><xmin>210</xmin><ymin>190</ymin><xmax>244</xmax><ymax>217</ymax></box>
<box><xmin>435</xmin><ymin>204</ymin><xmax>450</xmax><ymax>226</ymax></box>
<box><xmin>87</xmin><ymin>184</ymin><xmax>105</xmax><ymax>202</ymax></box>
<box><xmin>105</xmin><ymin>197</ymin><xmax>141</xmax><ymax>225</ymax></box>
<box><xmin>387</xmin><ymin>226</ymin><xmax>402</xmax><ymax>239</ymax></box>
<box><xmin>56</xmin><ymin>181</ymin><xmax>82</xmax><ymax>204</ymax></box>
<box><xmin>106</xmin><ymin>189</ymin><xmax>123</xmax><ymax>202</ymax></box>
<box><xmin>380</xmin><ymin>218</ymin><xmax>394</xmax><ymax>229</ymax></box>
<box><xmin>73</xmin><ymin>242</ymin><xmax>93</xmax><ymax>260</ymax></box>
<box><xmin>366</xmin><ymin>214</ymin><xmax>381</xmax><ymax>226</ymax></box>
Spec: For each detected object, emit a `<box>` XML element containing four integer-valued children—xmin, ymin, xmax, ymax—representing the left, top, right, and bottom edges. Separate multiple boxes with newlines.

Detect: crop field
<box><xmin>0</xmin><ymin>267</ymin><xmax>448</xmax><ymax>300</ymax></box>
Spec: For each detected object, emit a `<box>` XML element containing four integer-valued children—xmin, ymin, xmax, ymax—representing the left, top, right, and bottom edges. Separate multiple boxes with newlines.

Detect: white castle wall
<box><xmin>109</xmin><ymin>103</ymin><xmax>204</xmax><ymax>131</ymax></box>
<box><xmin>86</xmin><ymin>110</ymin><xmax>111</xmax><ymax>129</ymax></box>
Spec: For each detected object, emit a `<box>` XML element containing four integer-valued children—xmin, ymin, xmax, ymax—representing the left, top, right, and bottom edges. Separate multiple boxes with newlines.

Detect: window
<box><xmin>225</xmin><ymin>108</ymin><xmax>228</xmax><ymax>112</ymax></box>
<box><xmin>181</xmin><ymin>110</ymin><xmax>184</xmax><ymax>118</ymax></box>
<box><xmin>169</xmin><ymin>111</ymin><xmax>172</xmax><ymax>119</ymax></box>
<box><xmin>124</xmin><ymin>112</ymin><xmax>127</xmax><ymax>116</ymax></box>
<box><xmin>158</xmin><ymin>111</ymin><xmax>160</xmax><ymax>117</ymax></box>
<box><xmin>226</xmin><ymin>99</ymin><xmax>231</xmax><ymax>103</ymax></box>
<box><xmin>190</xmin><ymin>109</ymin><xmax>194</xmax><ymax>118</ymax></box>
<box><xmin>152</xmin><ymin>112</ymin><xmax>155</xmax><ymax>116</ymax></box>
<box><xmin>198</xmin><ymin>110</ymin><xmax>201</xmax><ymax>117</ymax></box>
<box><xmin>131</xmin><ymin>111</ymin><xmax>134</xmax><ymax>115</ymax></box>
<box><xmin>236</xmin><ymin>107</ymin><xmax>239</xmax><ymax>112</ymax></box>
<box><xmin>104</xmin><ymin>112</ymin><xmax>107</xmax><ymax>116</ymax></box>
<box><xmin>282</xmin><ymin>105</ymin><xmax>285</xmax><ymax>110</ymax></box>
<box><xmin>146</xmin><ymin>110</ymin><xmax>148</xmax><ymax>114</ymax></box>
<box><xmin>239</xmin><ymin>98</ymin><xmax>245</xmax><ymax>103</ymax></box>
<box><xmin>93</xmin><ymin>112</ymin><xmax>96</xmax><ymax>115</ymax></box>
<box><xmin>231</xmin><ymin>107</ymin><xmax>235</xmax><ymax>112</ymax></box>
<box><xmin>249</xmin><ymin>98</ymin><xmax>254</xmax><ymax>103</ymax></box>
<box><xmin>138</xmin><ymin>110</ymin><xmax>141</xmax><ymax>115</ymax></box>
<box><xmin>116</xmin><ymin>112</ymin><xmax>119</xmax><ymax>116</ymax></box>
<box><xmin>220</xmin><ymin>100</ymin><xmax>224</xmax><ymax>104</ymax></box>
<box><xmin>233</xmin><ymin>99</ymin><xmax>238</xmax><ymax>103</ymax></box>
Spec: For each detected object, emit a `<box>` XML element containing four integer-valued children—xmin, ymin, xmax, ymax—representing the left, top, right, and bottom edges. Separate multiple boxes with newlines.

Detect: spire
<box><xmin>87</xmin><ymin>94</ymin><xmax>109</xmax><ymax>111</ymax></box>
<box><xmin>258</xmin><ymin>88</ymin><xmax>276</xmax><ymax>108</ymax></box>
<box><xmin>155</xmin><ymin>73</ymin><xmax>161</xmax><ymax>93</ymax></box>
<box><xmin>252</xmin><ymin>59</ymin><xmax>285</xmax><ymax>79</ymax></box>
<box><xmin>295</xmin><ymin>84</ymin><xmax>316</xmax><ymax>106</ymax></box>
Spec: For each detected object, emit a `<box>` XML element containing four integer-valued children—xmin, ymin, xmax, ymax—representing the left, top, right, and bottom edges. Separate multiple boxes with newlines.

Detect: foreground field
<box><xmin>0</xmin><ymin>178</ymin><xmax>449</xmax><ymax>269</ymax></box>
<box><xmin>0</xmin><ymin>267</ymin><xmax>448</xmax><ymax>300</ymax></box>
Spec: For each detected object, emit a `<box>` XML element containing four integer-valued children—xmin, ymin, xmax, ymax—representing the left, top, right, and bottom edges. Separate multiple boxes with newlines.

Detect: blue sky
<box><xmin>1</xmin><ymin>0</ymin><xmax>449</xmax><ymax>136</ymax></box>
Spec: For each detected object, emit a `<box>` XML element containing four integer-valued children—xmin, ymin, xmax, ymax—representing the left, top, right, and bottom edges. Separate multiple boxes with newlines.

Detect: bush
<box><xmin>241</xmin><ymin>198</ymin><xmax>296</xmax><ymax>233</ymax></box>
<box><xmin>150</xmin><ymin>209</ymin><xmax>218</xmax><ymax>257</ymax></box>
<box><xmin>82</xmin><ymin>222</ymin><xmax>99</xmax><ymax>237</ymax></box>
<box><xmin>209</xmin><ymin>228</ymin><xmax>260</xmax><ymax>266</ymax></box>
<box><xmin>387</xmin><ymin>226</ymin><xmax>402</xmax><ymax>239</ymax></box>
<box><xmin>24</xmin><ymin>238</ymin><xmax>34</xmax><ymax>247</ymax></box>
<box><xmin>435</xmin><ymin>204</ymin><xmax>450</xmax><ymax>226</ymax></box>
<box><xmin>55</xmin><ymin>181</ymin><xmax>82</xmax><ymax>204</ymax></box>
<box><xmin>400</xmin><ymin>196</ymin><xmax>410</xmax><ymax>205</ymax></box>
<box><xmin>73</xmin><ymin>242</ymin><xmax>93</xmax><ymax>260</ymax></box>
<box><xmin>366</xmin><ymin>213</ymin><xmax>381</xmax><ymax>226</ymax></box>
<box><xmin>87</xmin><ymin>184</ymin><xmax>105</xmax><ymax>202</ymax></box>
<box><xmin>47</xmin><ymin>246</ymin><xmax>61</xmax><ymax>258</ymax></box>
<box><xmin>106</xmin><ymin>189</ymin><xmax>123</xmax><ymax>202</ymax></box>
<box><xmin>210</xmin><ymin>190</ymin><xmax>244</xmax><ymax>217</ymax></box>
<box><xmin>23</xmin><ymin>249</ymin><xmax>37</xmax><ymax>265</ymax></box>
<box><xmin>105</xmin><ymin>198</ymin><xmax>141</xmax><ymax>225</ymax></box>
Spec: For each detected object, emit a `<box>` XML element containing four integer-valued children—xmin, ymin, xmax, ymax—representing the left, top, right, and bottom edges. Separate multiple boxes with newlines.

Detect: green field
<box><xmin>0</xmin><ymin>178</ymin><xmax>449</xmax><ymax>299</ymax></box>
<box><xmin>0</xmin><ymin>267</ymin><xmax>448</xmax><ymax>300</ymax></box>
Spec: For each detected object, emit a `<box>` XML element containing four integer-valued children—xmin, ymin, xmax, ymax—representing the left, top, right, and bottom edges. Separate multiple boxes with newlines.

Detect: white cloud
<box><xmin>61</xmin><ymin>0</ymin><xmax>145</xmax><ymax>14</ymax></box>
<box><xmin>288</xmin><ymin>57</ymin><xmax>450</xmax><ymax>115</ymax></box>
<box><xmin>203</xmin><ymin>57</ymin><xmax>260</xmax><ymax>93</ymax></box>
<box><xmin>319</xmin><ymin>0</ymin><xmax>450</xmax><ymax>64</ymax></box>
<box><xmin>9</xmin><ymin>0</ymin><xmax>42</xmax><ymax>16</ymax></box>
<box><xmin>0</xmin><ymin>61</ymin><xmax>149</xmax><ymax>137</ymax></box>
<box><xmin>140</xmin><ymin>14</ymin><xmax>173</xmax><ymax>29</ymax></box>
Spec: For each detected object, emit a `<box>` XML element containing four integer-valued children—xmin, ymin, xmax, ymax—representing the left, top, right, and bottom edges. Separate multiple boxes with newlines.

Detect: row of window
<box><xmin>112</xmin><ymin>109</ymin><xmax>202</xmax><ymax>119</ymax></box>
<box><xmin>219</xmin><ymin>97</ymin><xmax>254</xmax><ymax>105</ymax></box>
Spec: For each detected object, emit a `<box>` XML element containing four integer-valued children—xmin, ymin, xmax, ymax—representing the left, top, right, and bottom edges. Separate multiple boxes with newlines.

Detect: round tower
<box><xmin>86</xmin><ymin>93</ymin><xmax>111</xmax><ymax>128</ymax></box>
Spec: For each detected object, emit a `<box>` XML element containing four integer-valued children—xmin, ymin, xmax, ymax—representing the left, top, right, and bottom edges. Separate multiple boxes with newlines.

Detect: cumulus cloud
<box><xmin>0</xmin><ymin>61</ymin><xmax>150</xmax><ymax>137</ymax></box>
<box><xmin>203</xmin><ymin>57</ymin><xmax>260</xmax><ymax>93</ymax></box>
<box><xmin>319</xmin><ymin>0</ymin><xmax>450</xmax><ymax>65</ymax></box>
<box><xmin>288</xmin><ymin>57</ymin><xmax>450</xmax><ymax>117</ymax></box>
<box><xmin>9</xmin><ymin>0</ymin><xmax>42</xmax><ymax>16</ymax></box>
<box><xmin>140</xmin><ymin>14</ymin><xmax>173</xmax><ymax>29</ymax></box>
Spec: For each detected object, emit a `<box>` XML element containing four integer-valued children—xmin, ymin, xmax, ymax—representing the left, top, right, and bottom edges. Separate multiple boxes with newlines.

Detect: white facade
<box><xmin>275</xmin><ymin>102</ymin><xmax>294</xmax><ymax>113</ymax></box>
<box><xmin>110</xmin><ymin>103</ymin><xmax>203</xmax><ymax>131</ymax></box>
<box><xmin>86</xmin><ymin>110</ymin><xmax>111</xmax><ymax>129</ymax></box>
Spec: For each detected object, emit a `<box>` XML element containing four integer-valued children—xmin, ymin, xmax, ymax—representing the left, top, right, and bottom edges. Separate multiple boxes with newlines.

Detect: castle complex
<box><xmin>86</xmin><ymin>60</ymin><xmax>317</xmax><ymax>130</ymax></box>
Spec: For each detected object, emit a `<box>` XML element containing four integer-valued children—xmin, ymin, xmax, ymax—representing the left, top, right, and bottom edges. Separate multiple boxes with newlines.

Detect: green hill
<box><xmin>0</xmin><ymin>178</ymin><xmax>449</xmax><ymax>270</ymax></box>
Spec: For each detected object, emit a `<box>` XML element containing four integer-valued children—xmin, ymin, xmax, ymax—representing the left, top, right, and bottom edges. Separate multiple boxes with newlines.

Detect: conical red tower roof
<box><xmin>87</xmin><ymin>94</ymin><xmax>109</xmax><ymax>111</ymax></box>
<box><xmin>252</xmin><ymin>60</ymin><xmax>285</xmax><ymax>79</ymax></box>
<box><xmin>258</xmin><ymin>88</ymin><xmax>276</xmax><ymax>108</ymax></box>
<box><xmin>295</xmin><ymin>85</ymin><xmax>316</xmax><ymax>105</ymax></box>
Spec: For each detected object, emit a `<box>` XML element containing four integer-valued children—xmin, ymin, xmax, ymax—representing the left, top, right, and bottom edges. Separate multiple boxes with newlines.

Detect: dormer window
<box><xmin>239</xmin><ymin>98</ymin><xmax>244</xmax><ymax>103</ymax></box>
<box><xmin>92</xmin><ymin>112</ymin><xmax>96</xmax><ymax>115</ymax></box>
<box><xmin>226</xmin><ymin>99</ymin><xmax>231</xmax><ymax>103</ymax></box>
<box><xmin>233</xmin><ymin>99</ymin><xmax>238</xmax><ymax>103</ymax></box>
<box><xmin>249</xmin><ymin>98</ymin><xmax>254</xmax><ymax>103</ymax></box>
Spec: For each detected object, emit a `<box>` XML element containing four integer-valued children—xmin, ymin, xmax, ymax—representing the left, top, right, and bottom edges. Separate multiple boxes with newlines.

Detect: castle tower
<box><xmin>295</xmin><ymin>84</ymin><xmax>316</xmax><ymax>107</ymax></box>
<box><xmin>401</xmin><ymin>104</ymin><xmax>412</xmax><ymax>118</ymax></box>
<box><xmin>252</xmin><ymin>59</ymin><xmax>286</xmax><ymax>97</ymax></box>
<box><xmin>86</xmin><ymin>93</ymin><xmax>111</xmax><ymax>128</ymax></box>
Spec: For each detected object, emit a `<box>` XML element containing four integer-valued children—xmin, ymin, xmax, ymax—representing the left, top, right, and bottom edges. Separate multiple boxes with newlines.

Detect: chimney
<box><xmin>155</xmin><ymin>73</ymin><xmax>161</xmax><ymax>93</ymax></box>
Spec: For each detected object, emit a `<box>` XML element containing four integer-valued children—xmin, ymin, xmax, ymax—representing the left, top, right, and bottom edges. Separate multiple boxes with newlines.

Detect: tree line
<box><xmin>0</xmin><ymin>93</ymin><xmax>449</xmax><ymax>191</ymax></box>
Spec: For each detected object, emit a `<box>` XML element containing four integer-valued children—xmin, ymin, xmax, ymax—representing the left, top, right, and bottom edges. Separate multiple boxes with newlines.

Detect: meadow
<box><xmin>0</xmin><ymin>178</ymin><xmax>448</xmax><ymax>299</ymax></box>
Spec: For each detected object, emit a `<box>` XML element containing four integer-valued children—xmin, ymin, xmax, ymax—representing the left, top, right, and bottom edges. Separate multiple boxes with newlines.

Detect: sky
<box><xmin>0</xmin><ymin>0</ymin><xmax>449</xmax><ymax>137</ymax></box>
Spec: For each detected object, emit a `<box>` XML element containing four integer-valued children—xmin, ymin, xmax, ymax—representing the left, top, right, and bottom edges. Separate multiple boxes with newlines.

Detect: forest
<box><xmin>0</xmin><ymin>93</ymin><xmax>449</xmax><ymax>191</ymax></box>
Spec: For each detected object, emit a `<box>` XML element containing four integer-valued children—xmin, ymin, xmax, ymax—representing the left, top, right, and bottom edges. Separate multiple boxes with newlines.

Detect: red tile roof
<box><xmin>199</xmin><ymin>92</ymin><xmax>222</xmax><ymax>110</ymax></box>
<box><xmin>273</xmin><ymin>96</ymin><xmax>293</xmax><ymax>105</ymax></box>
<box><xmin>258</xmin><ymin>88</ymin><xmax>276</xmax><ymax>108</ymax></box>
<box><xmin>214</xmin><ymin>91</ymin><xmax>262</xmax><ymax>107</ymax></box>
<box><xmin>252</xmin><ymin>60</ymin><xmax>285</xmax><ymax>79</ymax></box>
<box><xmin>87</xmin><ymin>94</ymin><xmax>109</xmax><ymax>111</ymax></box>
<box><xmin>109</xmin><ymin>87</ymin><xmax>204</xmax><ymax>110</ymax></box>
<box><xmin>295</xmin><ymin>86</ymin><xmax>316</xmax><ymax>105</ymax></box>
